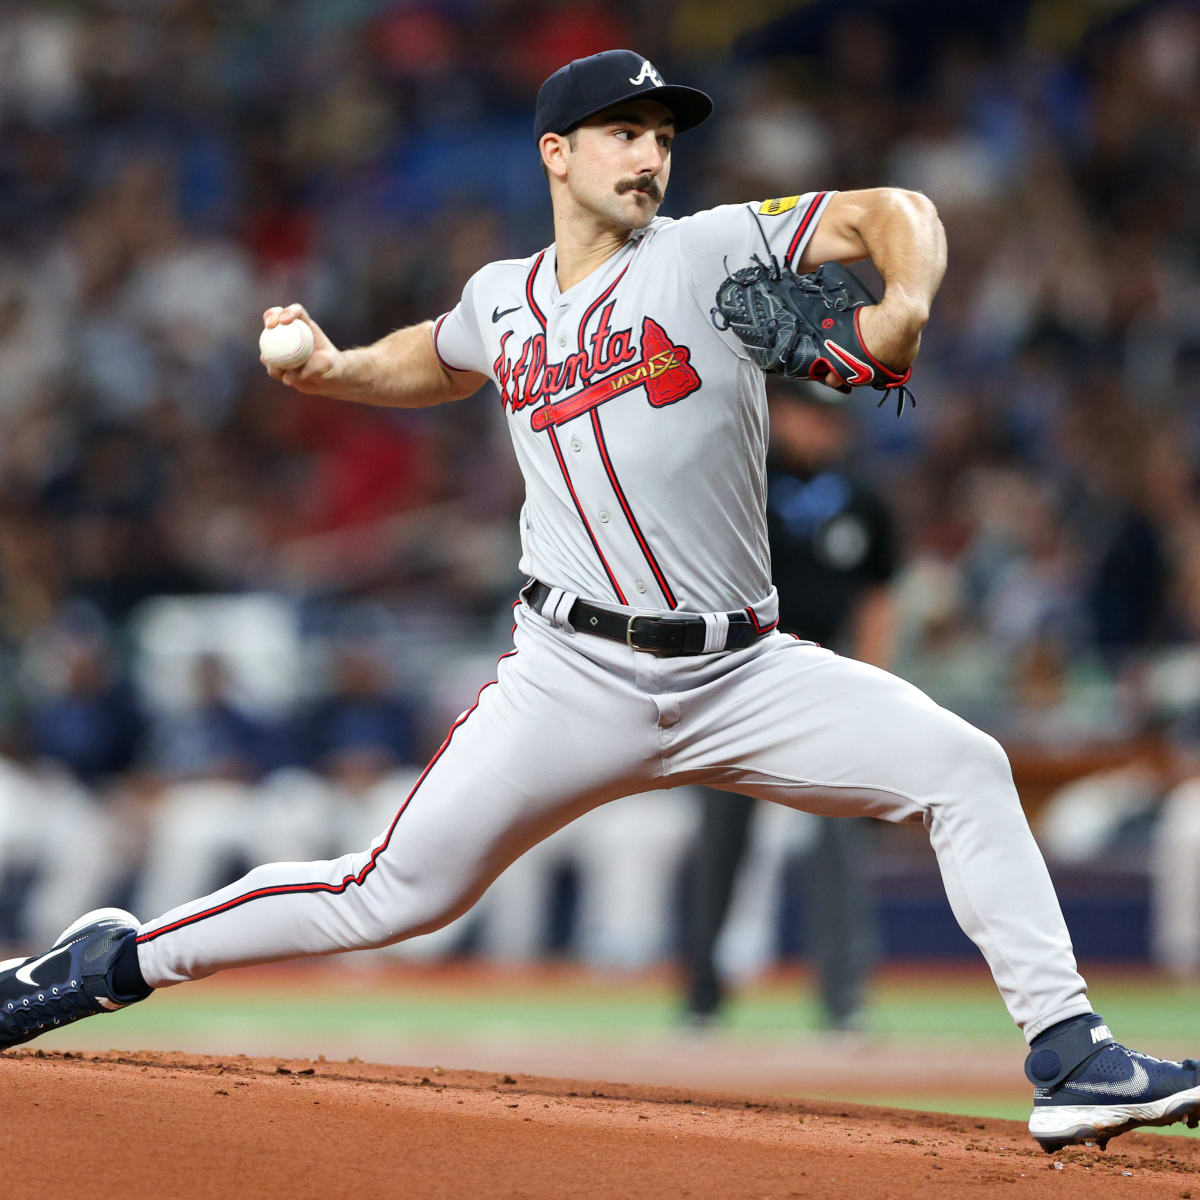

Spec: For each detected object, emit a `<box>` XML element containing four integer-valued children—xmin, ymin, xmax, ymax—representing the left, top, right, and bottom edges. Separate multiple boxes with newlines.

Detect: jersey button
<box><xmin>570</xmin><ymin>436</ymin><xmax>582</xmax><ymax>452</ymax></box>
<box><xmin>635</xmin><ymin>580</ymin><xmax>647</xmax><ymax>594</ymax></box>
<box><xmin>598</xmin><ymin>511</ymin><xmax>610</xmax><ymax>524</ymax></box>
<box><xmin>557</xmin><ymin>335</ymin><xmax>567</xmax><ymax>348</ymax></box>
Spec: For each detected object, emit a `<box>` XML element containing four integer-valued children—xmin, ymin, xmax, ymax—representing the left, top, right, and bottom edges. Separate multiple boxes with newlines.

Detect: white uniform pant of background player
<box><xmin>479</xmin><ymin>787</ymin><xmax>701</xmax><ymax>968</ymax></box>
<box><xmin>1151</xmin><ymin>779</ymin><xmax>1200</xmax><ymax>975</ymax></box>
<box><xmin>136</xmin><ymin>602</ymin><xmax>1092</xmax><ymax>1041</ymax></box>
<box><xmin>0</xmin><ymin>759</ymin><xmax>124</xmax><ymax>944</ymax></box>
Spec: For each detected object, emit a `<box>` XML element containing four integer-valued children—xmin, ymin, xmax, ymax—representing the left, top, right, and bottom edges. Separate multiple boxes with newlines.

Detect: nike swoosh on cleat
<box><xmin>492</xmin><ymin>306</ymin><xmax>521</xmax><ymax>323</ymax></box>
<box><xmin>14</xmin><ymin>947</ymin><xmax>66</xmax><ymax>987</ymax></box>
<box><xmin>1066</xmin><ymin>1058</ymin><xmax>1150</xmax><ymax>1098</ymax></box>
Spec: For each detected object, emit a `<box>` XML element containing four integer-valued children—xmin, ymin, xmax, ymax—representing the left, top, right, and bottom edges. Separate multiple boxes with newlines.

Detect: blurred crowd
<box><xmin>2</xmin><ymin>0</ymin><xmax>1200</xmax><ymax>962</ymax></box>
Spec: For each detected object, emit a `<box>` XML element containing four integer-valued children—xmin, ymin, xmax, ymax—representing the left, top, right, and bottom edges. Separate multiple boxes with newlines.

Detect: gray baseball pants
<box><xmin>136</xmin><ymin>601</ymin><xmax>1092</xmax><ymax>1041</ymax></box>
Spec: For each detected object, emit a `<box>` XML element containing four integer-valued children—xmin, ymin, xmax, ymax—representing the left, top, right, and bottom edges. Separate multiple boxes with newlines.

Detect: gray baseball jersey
<box><xmin>433</xmin><ymin>192</ymin><xmax>834</xmax><ymax>618</ymax></box>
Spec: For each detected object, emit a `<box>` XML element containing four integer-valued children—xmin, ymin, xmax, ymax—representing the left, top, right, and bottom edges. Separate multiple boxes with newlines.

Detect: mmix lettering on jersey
<box><xmin>494</xmin><ymin>303</ymin><xmax>701</xmax><ymax>429</ymax></box>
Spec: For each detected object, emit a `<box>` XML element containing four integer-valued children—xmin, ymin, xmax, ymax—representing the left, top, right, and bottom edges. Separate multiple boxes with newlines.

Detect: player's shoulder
<box><xmin>667</xmin><ymin>203</ymin><xmax>776</xmax><ymax>255</ymax></box>
<box><xmin>676</xmin><ymin>195</ymin><xmax>830</xmax><ymax>237</ymax></box>
<box><xmin>677</xmin><ymin>201</ymin><xmax>760</xmax><ymax>222</ymax></box>
<box><xmin>465</xmin><ymin>251</ymin><xmax>548</xmax><ymax>287</ymax></box>
<box><xmin>629</xmin><ymin>210</ymin><xmax>760</xmax><ymax>255</ymax></box>
<box><xmin>672</xmin><ymin>201</ymin><xmax>760</xmax><ymax>232</ymax></box>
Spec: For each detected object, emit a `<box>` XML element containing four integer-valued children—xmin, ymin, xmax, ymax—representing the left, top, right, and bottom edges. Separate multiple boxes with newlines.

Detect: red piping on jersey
<box><xmin>526</xmin><ymin>250</ymin><xmax>548</xmax><ymax>329</ymax></box>
<box><xmin>135</xmin><ymin>650</ymin><xmax>520</xmax><ymax>947</ymax></box>
<box><xmin>577</xmin><ymin>241</ymin><xmax>680</xmax><ymax>610</ymax></box>
<box><xmin>786</xmin><ymin>191</ymin><xmax>828</xmax><ymax>267</ymax></box>
<box><xmin>744</xmin><ymin>605</ymin><xmax>779</xmax><ymax>635</ymax></box>
<box><xmin>547</xmin><ymin>425</ymin><xmax>627</xmax><ymax>604</ymax></box>
<box><xmin>589</xmin><ymin>409</ymin><xmax>677</xmax><ymax>608</ymax></box>
<box><xmin>527</xmin><ymin>249</ymin><xmax>627</xmax><ymax>605</ymax></box>
<box><xmin>432</xmin><ymin>314</ymin><xmax>470</xmax><ymax>373</ymax></box>
<box><xmin>578</xmin><ymin>258</ymin><xmax>631</xmax><ymax>345</ymax></box>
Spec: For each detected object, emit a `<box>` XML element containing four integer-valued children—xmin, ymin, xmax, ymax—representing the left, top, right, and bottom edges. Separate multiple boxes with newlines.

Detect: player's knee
<box><xmin>363</xmin><ymin>883</ymin><xmax>475</xmax><ymax>950</ymax></box>
<box><xmin>935</xmin><ymin>719</ymin><xmax>1016</xmax><ymax>804</ymax></box>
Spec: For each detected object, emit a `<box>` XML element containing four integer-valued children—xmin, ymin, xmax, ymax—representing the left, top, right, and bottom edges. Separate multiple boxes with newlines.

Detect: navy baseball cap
<box><xmin>534</xmin><ymin>50</ymin><xmax>713</xmax><ymax>141</ymax></box>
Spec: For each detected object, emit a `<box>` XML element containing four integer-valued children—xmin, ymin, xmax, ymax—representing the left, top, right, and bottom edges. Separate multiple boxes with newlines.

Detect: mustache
<box><xmin>615</xmin><ymin>176</ymin><xmax>662</xmax><ymax>201</ymax></box>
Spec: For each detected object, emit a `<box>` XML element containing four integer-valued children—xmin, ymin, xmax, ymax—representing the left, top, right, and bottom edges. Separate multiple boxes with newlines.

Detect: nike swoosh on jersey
<box><xmin>14</xmin><ymin>946</ymin><xmax>67</xmax><ymax>987</ymax></box>
<box><xmin>492</xmin><ymin>305</ymin><xmax>521</xmax><ymax>323</ymax></box>
<box><xmin>1066</xmin><ymin>1057</ymin><xmax>1150</xmax><ymax>1098</ymax></box>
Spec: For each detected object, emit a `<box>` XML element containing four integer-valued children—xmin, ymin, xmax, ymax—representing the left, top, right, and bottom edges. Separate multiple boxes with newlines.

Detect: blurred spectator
<box><xmin>22</xmin><ymin>613</ymin><xmax>143</xmax><ymax>788</ymax></box>
<box><xmin>302</xmin><ymin>641</ymin><xmax>418</xmax><ymax>772</ymax></box>
<box><xmin>144</xmin><ymin>653</ymin><xmax>280</xmax><ymax>782</ymax></box>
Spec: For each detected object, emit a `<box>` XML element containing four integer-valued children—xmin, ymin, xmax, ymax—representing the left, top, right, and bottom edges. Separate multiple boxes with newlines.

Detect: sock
<box><xmin>108</xmin><ymin>933</ymin><xmax>152</xmax><ymax>1001</ymax></box>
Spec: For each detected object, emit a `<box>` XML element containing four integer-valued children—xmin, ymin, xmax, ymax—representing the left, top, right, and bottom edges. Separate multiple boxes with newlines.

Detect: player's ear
<box><xmin>540</xmin><ymin>132</ymin><xmax>570</xmax><ymax>181</ymax></box>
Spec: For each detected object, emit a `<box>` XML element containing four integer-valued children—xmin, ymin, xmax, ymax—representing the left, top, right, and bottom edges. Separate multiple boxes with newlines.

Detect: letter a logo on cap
<box><xmin>629</xmin><ymin>60</ymin><xmax>665</xmax><ymax>87</ymax></box>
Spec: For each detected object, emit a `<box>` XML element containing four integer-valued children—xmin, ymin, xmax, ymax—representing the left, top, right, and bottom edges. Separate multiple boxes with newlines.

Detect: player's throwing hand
<box><xmin>260</xmin><ymin>304</ymin><xmax>342</xmax><ymax>393</ymax></box>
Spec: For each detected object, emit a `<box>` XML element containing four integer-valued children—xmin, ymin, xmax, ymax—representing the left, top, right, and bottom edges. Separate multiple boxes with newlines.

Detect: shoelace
<box><xmin>877</xmin><ymin>381</ymin><xmax>916</xmax><ymax>418</ymax></box>
<box><xmin>2</xmin><ymin>980</ymin><xmax>99</xmax><ymax>1035</ymax></box>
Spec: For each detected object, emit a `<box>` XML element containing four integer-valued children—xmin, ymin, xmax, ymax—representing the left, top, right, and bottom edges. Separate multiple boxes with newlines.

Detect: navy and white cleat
<box><xmin>1027</xmin><ymin>1013</ymin><xmax>1200</xmax><ymax>1151</ymax></box>
<box><xmin>0</xmin><ymin>908</ymin><xmax>147</xmax><ymax>1051</ymax></box>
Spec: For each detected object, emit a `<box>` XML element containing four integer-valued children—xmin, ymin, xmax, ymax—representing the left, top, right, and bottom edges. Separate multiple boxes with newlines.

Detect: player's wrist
<box><xmin>857</xmin><ymin>300</ymin><xmax>923</xmax><ymax>372</ymax></box>
<box><xmin>320</xmin><ymin>345</ymin><xmax>371</xmax><ymax>397</ymax></box>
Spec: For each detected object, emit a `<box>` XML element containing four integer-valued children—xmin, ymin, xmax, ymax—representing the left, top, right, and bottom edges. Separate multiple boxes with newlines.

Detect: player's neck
<box><xmin>552</xmin><ymin>210</ymin><xmax>635</xmax><ymax>293</ymax></box>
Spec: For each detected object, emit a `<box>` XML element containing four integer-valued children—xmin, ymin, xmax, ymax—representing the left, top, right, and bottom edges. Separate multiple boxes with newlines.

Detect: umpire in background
<box><xmin>684</xmin><ymin>380</ymin><xmax>899</xmax><ymax>1030</ymax></box>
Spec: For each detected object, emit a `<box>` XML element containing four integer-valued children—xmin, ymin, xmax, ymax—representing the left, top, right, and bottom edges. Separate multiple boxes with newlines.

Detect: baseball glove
<box><xmin>711</xmin><ymin>257</ymin><xmax>915</xmax><ymax>416</ymax></box>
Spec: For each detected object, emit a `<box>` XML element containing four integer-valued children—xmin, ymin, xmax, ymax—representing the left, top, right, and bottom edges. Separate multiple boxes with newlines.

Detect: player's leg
<box><xmin>136</xmin><ymin>610</ymin><xmax>662</xmax><ymax>985</ymax></box>
<box><xmin>675</xmin><ymin>638</ymin><xmax>1089</xmax><ymax>1038</ymax></box>
<box><xmin>0</xmin><ymin>605</ymin><xmax>663</xmax><ymax>1046</ymax></box>
<box><xmin>671</xmin><ymin>636</ymin><xmax>1200</xmax><ymax>1148</ymax></box>
<box><xmin>804</xmin><ymin>816</ymin><xmax>877</xmax><ymax>1030</ymax></box>
<box><xmin>682</xmin><ymin>788</ymin><xmax>755</xmax><ymax>1019</ymax></box>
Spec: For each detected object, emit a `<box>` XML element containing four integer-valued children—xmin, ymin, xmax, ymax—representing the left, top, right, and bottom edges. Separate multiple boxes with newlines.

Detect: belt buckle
<box><xmin>626</xmin><ymin>614</ymin><xmax>690</xmax><ymax>656</ymax></box>
<box><xmin>626</xmin><ymin>614</ymin><xmax>657</xmax><ymax>653</ymax></box>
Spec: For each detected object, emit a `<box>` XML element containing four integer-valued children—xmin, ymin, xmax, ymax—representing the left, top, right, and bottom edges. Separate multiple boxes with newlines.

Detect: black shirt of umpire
<box><xmin>765</xmin><ymin>406</ymin><xmax>898</xmax><ymax>648</ymax></box>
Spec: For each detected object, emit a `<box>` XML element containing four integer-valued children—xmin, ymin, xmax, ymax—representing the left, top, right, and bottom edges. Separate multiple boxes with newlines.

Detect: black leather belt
<box><xmin>524</xmin><ymin>580</ymin><xmax>767</xmax><ymax>656</ymax></box>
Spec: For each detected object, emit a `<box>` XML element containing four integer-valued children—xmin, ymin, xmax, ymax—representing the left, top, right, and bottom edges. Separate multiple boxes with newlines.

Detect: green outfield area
<box><xmin>29</xmin><ymin>961</ymin><xmax>1200</xmax><ymax>1135</ymax></box>
<box><xmin>94</xmin><ymin>961</ymin><xmax>1200</xmax><ymax>1042</ymax></box>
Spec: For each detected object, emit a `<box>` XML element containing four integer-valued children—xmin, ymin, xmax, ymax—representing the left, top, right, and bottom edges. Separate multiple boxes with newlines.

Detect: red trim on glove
<box><xmin>852</xmin><ymin>307</ymin><xmax>913</xmax><ymax>385</ymax></box>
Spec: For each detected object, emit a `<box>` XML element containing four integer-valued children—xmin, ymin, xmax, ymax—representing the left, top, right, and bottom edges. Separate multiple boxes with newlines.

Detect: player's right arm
<box><xmin>261</xmin><ymin>306</ymin><xmax>488</xmax><ymax>408</ymax></box>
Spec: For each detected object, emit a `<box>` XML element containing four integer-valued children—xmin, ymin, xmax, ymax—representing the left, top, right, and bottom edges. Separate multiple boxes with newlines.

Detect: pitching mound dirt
<box><xmin>5</xmin><ymin>1050</ymin><xmax>1200</xmax><ymax>1198</ymax></box>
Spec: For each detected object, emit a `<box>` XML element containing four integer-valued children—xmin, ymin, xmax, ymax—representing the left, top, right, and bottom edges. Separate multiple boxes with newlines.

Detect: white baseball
<box><xmin>259</xmin><ymin>320</ymin><xmax>315</xmax><ymax>371</ymax></box>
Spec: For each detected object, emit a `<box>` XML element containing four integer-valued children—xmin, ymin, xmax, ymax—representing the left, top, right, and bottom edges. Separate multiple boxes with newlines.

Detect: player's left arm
<box><xmin>796</xmin><ymin>188</ymin><xmax>947</xmax><ymax>374</ymax></box>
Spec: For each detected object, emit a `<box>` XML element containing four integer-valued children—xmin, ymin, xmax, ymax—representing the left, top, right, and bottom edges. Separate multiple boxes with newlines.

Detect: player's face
<box><xmin>563</xmin><ymin>99</ymin><xmax>675</xmax><ymax>230</ymax></box>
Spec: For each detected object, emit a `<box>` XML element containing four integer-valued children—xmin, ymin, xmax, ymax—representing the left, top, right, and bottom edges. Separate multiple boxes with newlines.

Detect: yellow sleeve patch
<box><xmin>759</xmin><ymin>196</ymin><xmax>800</xmax><ymax>216</ymax></box>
